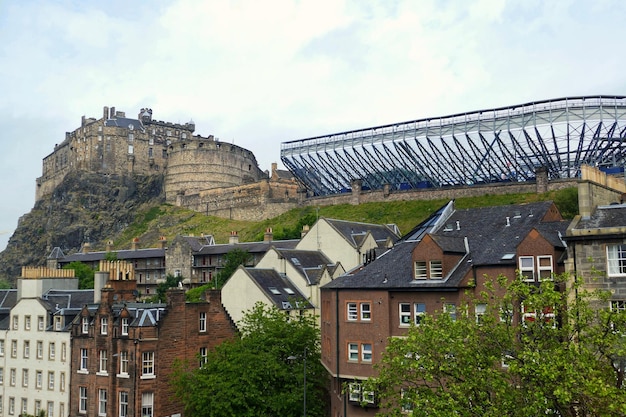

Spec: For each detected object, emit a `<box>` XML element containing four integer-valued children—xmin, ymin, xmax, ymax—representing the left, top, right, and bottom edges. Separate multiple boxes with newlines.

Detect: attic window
<box><xmin>514</xmin><ymin>210</ymin><xmax>522</xmax><ymax>218</ymax></box>
<box><xmin>291</xmin><ymin>257</ymin><xmax>301</xmax><ymax>266</ymax></box>
<box><xmin>269</xmin><ymin>287</ymin><xmax>281</xmax><ymax>295</ymax></box>
<box><xmin>501</xmin><ymin>253</ymin><xmax>515</xmax><ymax>260</ymax></box>
<box><xmin>284</xmin><ymin>288</ymin><xmax>295</xmax><ymax>295</ymax></box>
<box><xmin>443</xmin><ymin>224</ymin><xmax>453</xmax><ymax>232</ymax></box>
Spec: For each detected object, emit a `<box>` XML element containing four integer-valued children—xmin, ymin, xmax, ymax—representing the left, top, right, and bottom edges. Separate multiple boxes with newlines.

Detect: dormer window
<box><xmin>430</xmin><ymin>260</ymin><xmax>443</xmax><ymax>279</ymax></box>
<box><xmin>81</xmin><ymin>317</ymin><xmax>89</xmax><ymax>334</ymax></box>
<box><xmin>414</xmin><ymin>260</ymin><xmax>443</xmax><ymax>279</ymax></box>
<box><xmin>414</xmin><ymin>261</ymin><xmax>427</xmax><ymax>279</ymax></box>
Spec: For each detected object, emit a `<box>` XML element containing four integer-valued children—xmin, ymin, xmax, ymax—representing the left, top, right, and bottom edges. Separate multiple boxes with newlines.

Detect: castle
<box><xmin>36</xmin><ymin>106</ymin><xmax>301</xmax><ymax>221</ymax></box>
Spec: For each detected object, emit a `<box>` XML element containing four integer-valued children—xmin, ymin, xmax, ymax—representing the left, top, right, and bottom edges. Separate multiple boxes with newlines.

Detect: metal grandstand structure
<box><xmin>280</xmin><ymin>95</ymin><xmax>626</xmax><ymax>196</ymax></box>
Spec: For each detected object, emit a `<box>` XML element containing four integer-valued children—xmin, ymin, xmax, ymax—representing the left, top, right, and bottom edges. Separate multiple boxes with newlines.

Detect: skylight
<box><xmin>284</xmin><ymin>288</ymin><xmax>295</xmax><ymax>295</ymax></box>
<box><xmin>501</xmin><ymin>253</ymin><xmax>515</xmax><ymax>260</ymax></box>
<box><xmin>291</xmin><ymin>257</ymin><xmax>301</xmax><ymax>266</ymax></box>
<box><xmin>269</xmin><ymin>287</ymin><xmax>281</xmax><ymax>295</ymax></box>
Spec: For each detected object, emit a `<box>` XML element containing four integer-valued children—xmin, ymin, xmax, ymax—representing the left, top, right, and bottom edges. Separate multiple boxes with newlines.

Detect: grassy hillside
<box><xmin>103</xmin><ymin>187</ymin><xmax>578</xmax><ymax>250</ymax></box>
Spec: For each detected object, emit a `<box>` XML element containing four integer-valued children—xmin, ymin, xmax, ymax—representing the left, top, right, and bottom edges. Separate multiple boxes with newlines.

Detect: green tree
<box><xmin>62</xmin><ymin>261</ymin><xmax>95</xmax><ymax>289</ymax></box>
<box><xmin>213</xmin><ymin>248</ymin><xmax>251</xmax><ymax>290</ymax></box>
<box><xmin>369</xmin><ymin>274</ymin><xmax>626</xmax><ymax>417</ymax></box>
<box><xmin>144</xmin><ymin>274</ymin><xmax>181</xmax><ymax>303</ymax></box>
<box><xmin>173</xmin><ymin>303</ymin><xmax>327</xmax><ymax>417</ymax></box>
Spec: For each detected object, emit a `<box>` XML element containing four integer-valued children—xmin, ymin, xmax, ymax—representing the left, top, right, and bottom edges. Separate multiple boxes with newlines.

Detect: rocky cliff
<box><xmin>0</xmin><ymin>171</ymin><xmax>164</xmax><ymax>283</ymax></box>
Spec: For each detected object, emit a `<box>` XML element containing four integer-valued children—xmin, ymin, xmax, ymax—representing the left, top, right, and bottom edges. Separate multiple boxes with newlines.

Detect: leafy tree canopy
<box><xmin>62</xmin><ymin>261</ymin><xmax>95</xmax><ymax>289</ymax></box>
<box><xmin>213</xmin><ymin>248</ymin><xmax>251</xmax><ymax>289</ymax></box>
<box><xmin>143</xmin><ymin>273</ymin><xmax>181</xmax><ymax>303</ymax></box>
<box><xmin>369</xmin><ymin>274</ymin><xmax>626</xmax><ymax>417</ymax></box>
<box><xmin>173</xmin><ymin>303</ymin><xmax>327</xmax><ymax>417</ymax></box>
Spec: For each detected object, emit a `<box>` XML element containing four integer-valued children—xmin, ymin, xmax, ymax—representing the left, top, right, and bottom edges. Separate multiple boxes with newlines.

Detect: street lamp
<box><xmin>288</xmin><ymin>347</ymin><xmax>307</xmax><ymax>417</ymax></box>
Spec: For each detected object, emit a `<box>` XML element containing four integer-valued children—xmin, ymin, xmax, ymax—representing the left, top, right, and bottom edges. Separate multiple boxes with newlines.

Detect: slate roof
<box><xmin>324</xmin><ymin>201</ymin><xmax>569</xmax><ymax>291</ymax></box>
<box><xmin>0</xmin><ymin>290</ymin><xmax>17</xmax><ymax>330</ymax></box>
<box><xmin>104</xmin><ymin>117</ymin><xmax>144</xmax><ymax>131</ymax></box>
<box><xmin>194</xmin><ymin>239</ymin><xmax>299</xmax><ymax>255</ymax></box>
<box><xmin>41</xmin><ymin>289</ymin><xmax>95</xmax><ymax>330</ymax></box>
<box><xmin>573</xmin><ymin>203</ymin><xmax>626</xmax><ymax>229</ymax></box>
<box><xmin>62</xmin><ymin>248</ymin><xmax>165</xmax><ymax>263</ymax></box>
<box><xmin>243</xmin><ymin>268</ymin><xmax>313</xmax><ymax>310</ymax></box>
<box><xmin>275</xmin><ymin>249</ymin><xmax>335</xmax><ymax>285</ymax></box>
<box><xmin>324</xmin><ymin>218</ymin><xmax>401</xmax><ymax>249</ymax></box>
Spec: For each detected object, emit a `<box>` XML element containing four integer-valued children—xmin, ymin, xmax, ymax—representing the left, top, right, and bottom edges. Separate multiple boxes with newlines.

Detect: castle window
<box><xmin>149</xmin><ymin>138</ymin><xmax>154</xmax><ymax>145</ymax></box>
<box><xmin>148</xmin><ymin>148</ymin><xmax>153</xmax><ymax>158</ymax></box>
<box><xmin>128</xmin><ymin>133</ymin><xmax>134</xmax><ymax>142</ymax></box>
<box><xmin>128</xmin><ymin>145</ymin><xmax>134</xmax><ymax>154</ymax></box>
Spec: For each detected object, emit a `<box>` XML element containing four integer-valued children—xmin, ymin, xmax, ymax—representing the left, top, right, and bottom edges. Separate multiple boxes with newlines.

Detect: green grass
<box><xmin>102</xmin><ymin>187</ymin><xmax>578</xmax><ymax>250</ymax></box>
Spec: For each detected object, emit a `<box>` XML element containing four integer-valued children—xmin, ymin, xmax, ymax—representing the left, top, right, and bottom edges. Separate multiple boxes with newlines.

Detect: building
<box><xmin>0</xmin><ymin>266</ymin><xmax>92</xmax><ymax>417</ymax></box>
<box><xmin>69</xmin><ymin>260</ymin><xmax>237</xmax><ymax>417</ymax></box>
<box><xmin>320</xmin><ymin>200</ymin><xmax>569</xmax><ymax>417</ymax></box>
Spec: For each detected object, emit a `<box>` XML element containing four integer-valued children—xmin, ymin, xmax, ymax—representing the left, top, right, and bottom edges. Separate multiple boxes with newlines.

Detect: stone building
<box><xmin>69</xmin><ymin>260</ymin><xmax>237</xmax><ymax>417</ymax></box>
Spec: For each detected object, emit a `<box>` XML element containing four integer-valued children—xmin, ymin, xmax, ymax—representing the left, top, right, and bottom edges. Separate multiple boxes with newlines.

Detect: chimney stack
<box><xmin>229</xmin><ymin>231</ymin><xmax>239</xmax><ymax>245</ymax></box>
<box><xmin>131</xmin><ymin>237</ymin><xmax>139</xmax><ymax>251</ymax></box>
<box><xmin>82</xmin><ymin>242</ymin><xmax>91</xmax><ymax>254</ymax></box>
<box><xmin>105</xmin><ymin>240</ymin><xmax>114</xmax><ymax>252</ymax></box>
<box><xmin>264</xmin><ymin>227</ymin><xmax>273</xmax><ymax>242</ymax></box>
<box><xmin>301</xmin><ymin>224</ymin><xmax>310</xmax><ymax>238</ymax></box>
<box><xmin>158</xmin><ymin>236</ymin><xmax>167</xmax><ymax>249</ymax></box>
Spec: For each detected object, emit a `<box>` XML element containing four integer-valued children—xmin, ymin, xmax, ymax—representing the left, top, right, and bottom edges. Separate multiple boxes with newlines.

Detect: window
<box><xmin>79</xmin><ymin>386</ymin><xmax>87</xmax><ymax>413</ymax></box>
<box><xmin>0</xmin><ymin>339</ymin><xmax>4</xmax><ymax>356</ymax></box>
<box><xmin>25</xmin><ymin>315</ymin><xmax>31</xmax><ymax>330</ymax></box>
<box><xmin>348</xmin><ymin>382</ymin><xmax>375</xmax><ymax>405</ymax></box>
<box><xmin>119</xmin><ymin>351</ymin><xmax>129</xmax><ymax>376</ymax></box>
<box><xmin>99</xmin><ymin>389</ymin><xmax>107</xmax><ymax>416</ymax></box>
<box><xmin>199</xmin><ymin>312</ymin><xmax>207</xmax><ymax>332</ymax></box>
<box><xmin>11</xmin><ymin>340</ymin><xmax>16</xmax><ymax>357</ymax></box>
<box><xmin>608</xmin><ymin>244</ymin><xmax>626</xmax><ymax>276</ymax></box>
<box><xmin>399</xmin><ymin>303</ymin><xmax>411</xmax><ymax>326</ymax></box>
<box><xmin>22</xmin><ymin>369</ymin><xmax>28</xmax><ymax>387</ymax></box>
<box><xmin>348</xmin><ymin>343</ymin><xmax>359</xmax><ymax>361</ymax></box>
<box><xmin>119</xmin><ymin>392</ymin><xmax>129</xmax><ymax>417</ymax></box>
<box><xmin>141</xmin><ymin>392</ymin><xmax>154</xmax><ymax>417</ymax></box>
<box><xmin>62</xmin><ymin>342</ymin><xmax>67</xmax><ymax>361</ymax></box>
<box><xmin>361</xmin><ymin>343</ymin><xmax>373</xmax><ymax>362</ymax></box>
<box><xmin>60</xmin><ymin>372</ymin><xmax>65</xmax><ymax>391</ymax></box>
<box><xmin>128</xmin><ymin>145</ymin><xmax>134</xmax><ymax>154</ymax></box>
<box><xmin>38</xmin><ymin>316</ymin><xmax>44</xmax><ymax>331</ymax></box>
<box><xmin>0</xmin><ymin>367</ymin><xmax>3</xmax><ymax>384</ymax></box>
<box><xmin>519</xmin><ymin>256</ymin><xmax>535</xmax><ymax>281</ymax></box>
<box><xmin>444</xmin><ymin>303</ymin><xmax>457</xmax><ymax>321</ymax></box>
<box><xmin>414</xmin><ymin>261</ymin><xmax>427</xmax><ymax>279</ymax></box>
<box><xmin>360</xmin><ymin>303</ymin><xmax>371</xmax><ymax>321</ymax></box>
<box><xmin>414</xmin><ymin>303</ymin><xmax>426</xmax><ymax>325</ymax></box>
<box><xmin>522</xmin><ymin>304</ymin><xmax>555</xmax><ymax>327</ymax></box>
<box><xmin>47</xmin><ymin>401</ymin><xmax>54</xmax><ymax>417</ymax></box>
<box><xmin>55</xmin><ymin>316</ymin><xmax>63</xmax><ymax>331</ymax></box>
<box><xmin>12</xmin><ymin>316</ymin><xmax>17</xmax><ymax>330</ymax></box>
<box><xmin>80</xmin><ymin>348</ymin><xmax>88</xmax><ymax>371</ymax></box>
<box><xmin>347</xmin><ymin>303</ymin><xmax>358</xmax><ymax>321</ymax></box>
<box><xmin>199</xmin><ymin>347</ymin><xmax>208</xmax><ymax>367</ymax></box>
<box><xmin>37</xmin><ymin>341</ymin><xmax>43</xmax><ymax>358</ymax></box>
<box><xmin>101</xmin><ymin>317</ymin><xmax>108</xmax><ymax>335</ymax></box>
<box><xmin>36</xmin><ymin>371</ymin><xmax>42</xmax><ymax>388</ymax></box>
<box><xmin>82</xmin><ymin>317</ymin><xmax>89</xmax><ymax>334</ymax></box>
<box><xmin>429</xmin><ymin>260</ymin><xmax>443</xmax><ymax>279</ymax></box>
<box><xmin>121</xmin><ymin>318</ymin><xmax>129</xmax><ymax>336</ymax></box>
<box><xmin>475</xmin><ymin>303</ymin><xmax>487</xmax><ymax>324</ymax></box>
<box><xmin>9</xmin><ymin>397</ymin><xmax>14</xmax><ymax>415</ymax></box>
<box><xmin>34</xmin><ymin>400</ymin><xmax>40</xmax><ymax>415</ymax></box>
<box><xmin>48</xmin><ymin>371</ymin><xmax>54</xmax><ymax>390</ymax></box>
<box><xmin>10</xmin><ymin>368</ymin><xmax>15</xmax><ymax>386</ymax></box>
<box><xmin>23</xmin><ymin>341</ymin><xmax>29</xmax><ymax>358</ymax></box>
<box><xmin>22</xmin><ymin>399</ymin><xmax>27</xmax><ymax>414</ymax></box>
<box><xmin>99</xmin><ymin>350</ymin><xmax>108</xmax><ymax>374</ymax></box>
<box><xmin>142</xmin><ymin>352</ymin><xmax>155</xmax><ymax>377</ymax></box>
<box><xmin>49</xmin><ymin>342</ymin><xmax>56</xmax><ymax>360</ymax></box>
<box><xmin>538</xmin><ymin>255</ymin><xmax>553</xmax><ymax>280</ymax></box>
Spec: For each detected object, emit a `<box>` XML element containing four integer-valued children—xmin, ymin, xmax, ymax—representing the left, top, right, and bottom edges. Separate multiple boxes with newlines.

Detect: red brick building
<box><xmin>69</xmin><ymin>264</ymin><xmax>237</xmax><ymax>417</ymax></box>
<box><xmin>320</xmin><ymin>200</ymin><xmax>569</xmax><ymax>417</ymax></box>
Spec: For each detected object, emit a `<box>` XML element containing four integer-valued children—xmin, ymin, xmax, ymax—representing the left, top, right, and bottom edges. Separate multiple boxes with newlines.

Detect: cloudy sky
<box><xmin>0</xmin><ymin>0</ymin><xmax>625</xmax><ymax>252</ymax></box>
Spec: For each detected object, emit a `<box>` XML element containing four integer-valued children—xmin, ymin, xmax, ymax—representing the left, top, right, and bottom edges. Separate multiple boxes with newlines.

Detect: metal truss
<box><xmin>280</xmin><ymin>96</ymin><xmax>626</xmax><ymax>196</ymax></box>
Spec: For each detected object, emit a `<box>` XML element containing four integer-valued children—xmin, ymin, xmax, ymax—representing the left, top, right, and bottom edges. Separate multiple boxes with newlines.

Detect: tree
<box><xmin>144</xmin><ymin>274</ymin><xmax>180</xmax><ymax>303</ymax></box>
<box><xmin>173</xmin><ymin>303</ymin><xmax>327</xmax><ymax>417</ymax></box>
<box><xmin>62</xmin><ymin>261</ymin><xmax>95</xmax><ymax>289</ymax></box>
<box><xmin>213</xmin><ymin>248</ymin><xmax>251</xmax><ymax>289</ymax></box>
<box><xmin>369</xmin><ymin>274</ymin><xmax>626</xmax><ymax>417</ymax></box>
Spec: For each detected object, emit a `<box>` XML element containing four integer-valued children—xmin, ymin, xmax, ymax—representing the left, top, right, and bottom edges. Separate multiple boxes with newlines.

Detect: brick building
<box><xmin>320</xmin><ymin>200</ymin><xmax>569</xmax><ymax>417</ymax></box>
<box><xmin>69</xmin><ymin>261</ymin><xmax>237</xmax><ymax>417</ymax></box>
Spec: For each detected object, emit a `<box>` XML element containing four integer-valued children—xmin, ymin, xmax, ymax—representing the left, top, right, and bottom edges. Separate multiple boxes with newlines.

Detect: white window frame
<box><xmin>444</xmin><ymin>303</ymin><xmax>457</xmax><ymax>321</ymax></box>
<box><xmin>38</xmin><ymin>316</ymin><xmax>44</xmax><ymax>331</ymax></box>
<box><xmin>199</xmin><ymin>347</ymin><xmax>208</xmax><ymax>367</ymax></box>
<box><xmin>142</xmin><ymin>352</ymin><xmax>155</xmax><ymax>378</ymax></box>
<box><xmin>60</xmin><ymin>372</ymin><xmax>65</xmax><ymax>391</ymax></box>
<box><xmin>141</xmin><ymin>392</ymin><xmax>154</xmax><ymax>417</ymax></box>
<box><xmin>82</xmin><ymin>317</ymin><xmax>89</xmax><ymax>334</ymax></box>
<box><xmin>22</xmin><ymin>369</ymin><xmax>28</xmax><ymax>387</ymax></box>
<box><xmin>121</xmin><ymin>318</ymin><xmax>129</xmax><ymax>336</ymax></box>
<box><xmin>80</xmin><ymin>348</ymin><xmax>88</xmax><ymax>372</ymax></box>
<box><xmin>23</xmin><ymin>341</ymin><xmax>29</xmax><ymax>358</ymax></box>
<box><xmin>348</xmin><ymin>382</ymin><xmax>361</xmax><ymax>402</ymax></box>
<box><xmin>25</xmin><ymin>315</ymin><xmax>31</xmax><ymax>330</ymax></box>
<box><xmin>48</xmin><ymin>371</ymin><xmax>54</xmax><ymax>390</ymax></box>
<box><xmin>607</xmin><ymin>244</ymin><xmax>626</xmax><ymax>277</ymax></box>
<box><xmin>519</xmin><ymin>256</ymin><xmax>535</xmax><ymax>281</ymax></box>
<box><xmin>199</xmin><ymin>312</ymin><xmax>207</xmax><ymax>332</ymax></box>
<box><xmin>47</xmin><ymin>401</ymin><xmax>54</xmax><ymax>417</ymax></box>
<box><xmin>347</xmin><ymin>302</ymin><xmax>358</xmax><ymax>321</ymax></box>
<box><xmin>12</xmin><ymin>316</ymin><xmax>17</xmax><ymax>330</ymax></box>
<box><xmin>361</xmin><ymin>343</ymin><xmax>372</xmax><ymax>362</ymax></box>
<box><xmin>101</xmin><ymin>317</ymin><xmax>108</xmax><ymax>335</ymax></box>
<box><xmin>37</xmin><ymin>341</ymin><xmax>43</xmax><ymax>358</ymax></box>
<box><xmin>119</xmin><ymin>392</ymin><xmax>129</xmax><ymax>417</ymax></box>
<box><xmin>99</xmin><ymin>350</ymin><xmax>108</xmax><ymax>374</ymax></box>
<box><xmin>49</xmin><ymin>342</ymin><xmax>56</xmax><ymax>360</ymax></box>
<box><xmin>99</xmin><ymin>389</ymin><xmax>107</xmax><ymax>416</ymax></box>
<box><xmin>414</xmin><ymin>303</ymin><xmax>426</xmax><ymax>325</ymax></box>
<box><xmin>8</xmin><ymin>397</ymin><xmax>14</xmax><ymax>415</ymax></box>
<box><xmin>475</xmin><ymin>303</ymin><xmax>487</xmax><ymax>324</ymax></box>
<box><xmin>0</xmin><ymin>340</ymin><xmax>4</xmax><ymax>356</ymax></box>
<box><xmin>79</xmin><ymin>386</ymin><xmax>87</xmax><ymax>414</ymax></box>
<box><xmin>0</xmin><ymin>368</ymin><xmax>3</xmax><ymax>384</ymax></box>
<box><xmin>348</xmin><ymin>343</ymin><xmax>359</xmax><ymax>362</ymax></box>
<box><xmin>11</xmin><ymin>340</ymin><xmax>16</xmax><ymax>358</ymax></box>
<box><xmin>119</xmin><ymin>351</ymin><xmax>129</xmax><ymax>376</ymax></box>
<box><xmin>429</xmin><ymin>260</ymin><xmax>443</xmax><ymax>279</ymax></box>
<box><xmin>21</xmin><ymin>398</ymin><xmax>27</xmax><ymax>414</ymax></box>
<box><xmin>54</xmin><ymin>316</ymin><xmax>62</xmax><ymax>331</ymax></box>
<box><xmin>9</xmin><ymin>368</ymin><xmax>15</xmax><ymax>386</ymax></box>
<box><xmin>537</xmin><ymin>255</ymin><xmax>553</xmax><ymax>281</ymax></box>
<box><xmin>399</xmin><ymin>303</ymin><xmax>411</xmax><ymax>327</ymax></box>
<box><xmin>414</xmin><ymin>261</ymin><xmax>427</xmax><ymax>279</ymax></box>
<box><xmin>36</xmin><ymin>371</ymin><xmax>42</xmax><ymax>388</ymax></box>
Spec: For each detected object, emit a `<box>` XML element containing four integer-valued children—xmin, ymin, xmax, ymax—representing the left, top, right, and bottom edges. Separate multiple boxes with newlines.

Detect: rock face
<box><xmin>0</xmin><ymin>171</ymin><xmax>164</xmax><ymax>283</ymax></box>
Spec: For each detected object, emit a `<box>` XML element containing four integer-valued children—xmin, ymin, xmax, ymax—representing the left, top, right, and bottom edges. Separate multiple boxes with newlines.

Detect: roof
<box><xmin>41</xmin><ymin>289</ymin><xmax>95</xmax><ymax>330</ymax></box>
<box><xmin>47</xmin><ymin>247</ymin><xmax>65</xmax><ymax>260</ymax></box>
<box><xmin>275</xmin><ymin>248</ymin><xmax>335</xmax><ymax>285</ymax></box>
<box><xmin>62</xmin><ymin>247</ymin><xmax>166</xmax><ymax>263</ymax></box>
<box><xmin>244</xmin><ymin>268</ymin><xmax>313</xmax><ymax>310</ymax></box>
<box><xmin>104</xmin><ymin>117</ymin><xmax>144</xmax><ymax>131</ymax></box>
<box><xmin>323</xmin><ymin>201</ymin><xmax>569</xmax><ymax>291</ymax></box>
<box><xmin>324</xmin><ymin>218</ymin><xmax>400</xmax><ymax>248</ymax></box>
<box><xmin>573</xmin><ymin>203</ymin><xmax>626</xmax><ymax>230</ymax></box>
<box><xmin>195</xmin><ymin>239</ymin><xmax>299</xmax><ymax>255</ymax></box>
<box><xmin>0</xmin><ymin>290</ymin><xmax>17</xmax><ymax>330</ymax></box>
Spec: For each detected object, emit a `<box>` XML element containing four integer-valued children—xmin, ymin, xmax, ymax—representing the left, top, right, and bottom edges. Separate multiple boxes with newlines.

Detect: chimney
<box><xmin>103</xmin><ymin>106</ymin><xmax>109</xmax><ymax>119</ymax></box>
<box><xmin>264</xmin><ymin>227</ymin><xmax>273</xmax><ymax>242</ymax></box>
<box><xmin>131</xmin><ymin>237</ymin><xmax>139</xmax><ymax>251</ymax></box>
<box><xmin>271</xmin><ymin>162</ymin><xmax>278</xmax><ymax>179</ymax></box>
<box><xmin>158</xmin><ymin>236</ymin><xmax>167</xmax><ymax>249</ymax></box>
<box><xmin>105</xmin><ymin>240</ymin><xmax>114</xmax><ymax>252</ymax></box>
<box><xmin>94</xmin><ymin>271</ymin><xmax>109</xmax><ymax>304</ymax></box>
<box><xmin>110</xmin><ymin>107</ymin><xmax>116</xmax><ymax>119</ymax></box>
<box><xmin>229</xmin><ymin>231</ymin><xmax>239</xmax><ymax>245</ymax></box>
<box><xmin>456</xmin><ymin>221</ymin><xmax>460</xmax><ymax>231</ymax></box>
<box><xmin>506</xmin><ymin>217</ymin><xmax>511</xmax><ymax>227</ymax></box>
<box><xmin>301</xmin><ymin>224</ymin><xmax>310</xmax><ymax>238</ymax></box>
<box><xmin>82</xmin><ymin>242</ymin><xmax>91</xmax><ymax>254</ymax></box>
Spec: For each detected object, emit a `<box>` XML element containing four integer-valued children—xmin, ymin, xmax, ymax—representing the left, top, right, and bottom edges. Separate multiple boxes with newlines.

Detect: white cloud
<box><xmin>0</xmin><ymin>0</ymin><xmax>625</xmax><ymax>252</ymax></box>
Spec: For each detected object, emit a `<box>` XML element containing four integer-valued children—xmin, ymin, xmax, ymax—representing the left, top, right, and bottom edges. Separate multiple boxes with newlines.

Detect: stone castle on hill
<box><xmin>37</xmin><ymin>106</ymin><xmax>301</xmax><ymax>221</ymax></box>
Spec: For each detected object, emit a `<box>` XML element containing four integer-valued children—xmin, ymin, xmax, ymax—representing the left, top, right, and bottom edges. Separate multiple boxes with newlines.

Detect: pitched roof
<box><xmin>244</xmin><ymin>268</ymin><xmax>313</xmax><ymax>310</ymax></box>
<box><xmin>62</xmin><ymin>247</ymin><xmax>165</xmax><ymax>263</ymax></box>
<box><xmin>275</xmin><ymin>249</ymin><xmax>335</xmax><ymax>285</ymax></box>
<box><xmin>573</xmin><ymin>203</ymin><xmax>626</xmax><ymax>229</ymax></box>
<box><xmin>195</xmin><ymin>239</ymin><xmax>299</xmax><ymax>255</ymax></box>
<box><xmin>324</xmin><ymin>218</ymin><xmax>400</xmax><ymax>249</ymax></box>
<box><xmin>104</xmin><ymin>117</ymin><xmax>144</xmax><ymax>131</ymax></box>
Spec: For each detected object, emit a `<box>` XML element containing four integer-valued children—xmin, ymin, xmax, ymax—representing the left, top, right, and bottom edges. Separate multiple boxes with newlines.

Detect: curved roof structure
<box><xmin>281</xmin><ymin>95</ymin><xmax>626</xmax><ymax>196</ymax></box>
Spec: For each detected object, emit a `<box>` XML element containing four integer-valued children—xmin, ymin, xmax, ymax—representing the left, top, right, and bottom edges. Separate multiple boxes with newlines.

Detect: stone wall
<box><xmin>577</xmin><ymin>165</ymin><xmax>626</xmax><ymax>217</ymax></box>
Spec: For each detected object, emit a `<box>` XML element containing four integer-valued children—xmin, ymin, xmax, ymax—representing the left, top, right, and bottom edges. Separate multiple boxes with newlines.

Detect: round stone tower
<box><xmin>164</xmin><ymin>136</ymin><xmax>266</xmax><ymax>202</ymax></box>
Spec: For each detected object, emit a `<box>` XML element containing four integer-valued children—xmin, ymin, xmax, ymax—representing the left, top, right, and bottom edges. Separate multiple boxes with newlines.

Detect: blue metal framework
<box><xmin>280</xmin><ymin>96</ymin><xmax>626</xmax><ymax>196</ymax></box>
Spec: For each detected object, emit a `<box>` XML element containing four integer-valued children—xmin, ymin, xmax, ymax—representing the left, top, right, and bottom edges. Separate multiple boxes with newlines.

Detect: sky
<box><xmin>1</xmin><ymin>0</ymin><xmax>625</xmax><ymax>252</ymax></box>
